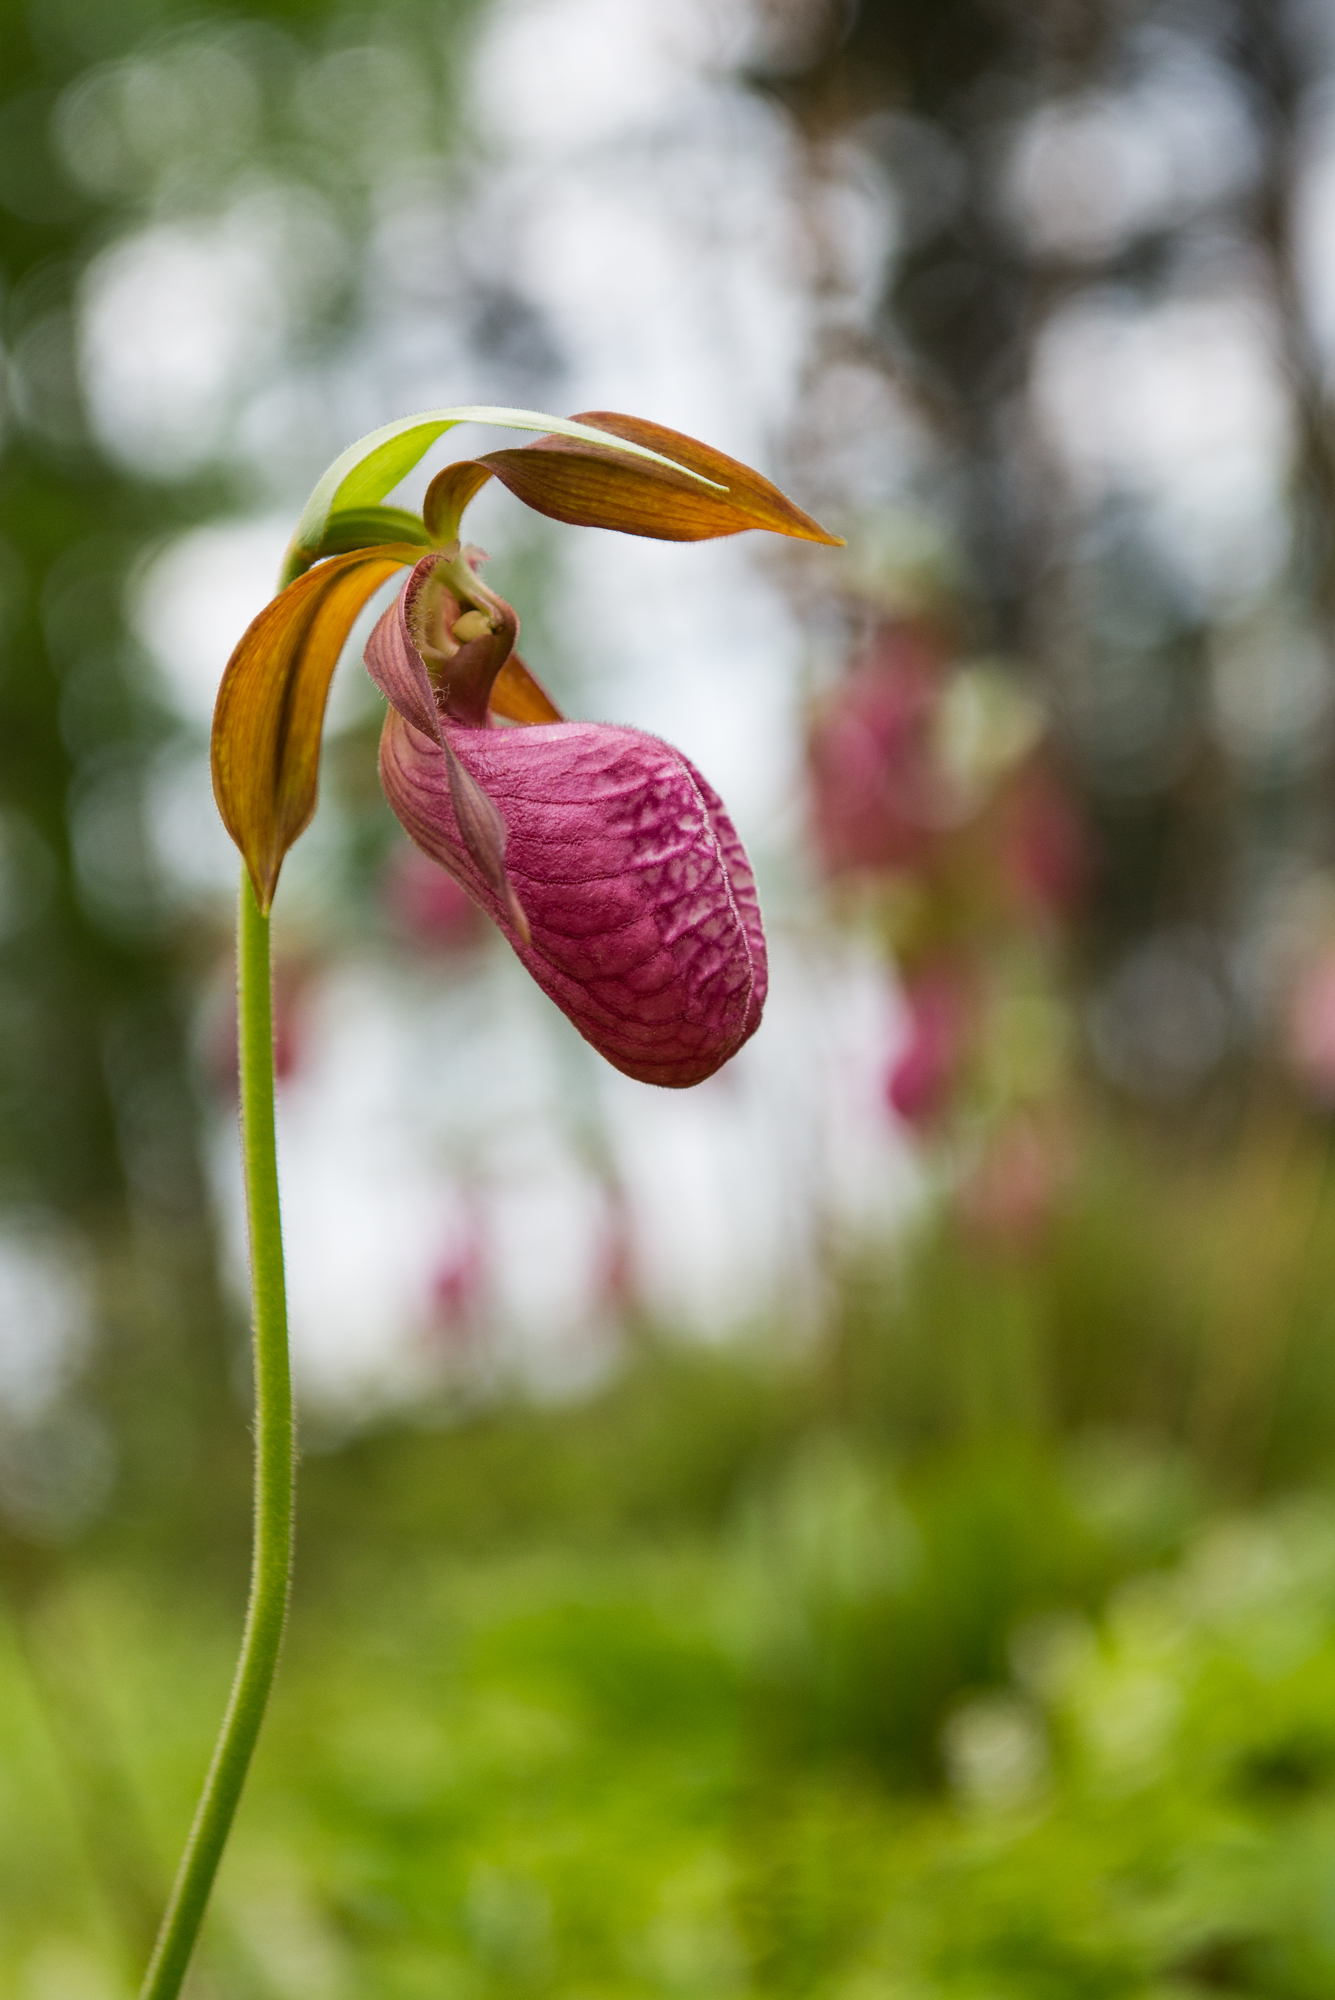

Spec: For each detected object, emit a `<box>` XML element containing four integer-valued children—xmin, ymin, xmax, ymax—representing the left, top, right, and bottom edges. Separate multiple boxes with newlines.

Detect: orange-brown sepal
<box><xmin>475</xmin><ymin>410</ymin><xmax>843</xmax><ymax>546</ymax></box>
<box><xmin>491</xmin><ymin>653</ymin><xmax>564</xmax><ymax>723</ymax></box>
<box><xmin>212</xmin><ymin>543</ymin><xmax>422</xmax><ymax>911</ymax></box>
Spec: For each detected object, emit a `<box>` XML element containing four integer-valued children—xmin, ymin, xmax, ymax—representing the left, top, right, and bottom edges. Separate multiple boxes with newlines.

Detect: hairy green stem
<box><xmin>139</xmin><ymin>870</ymin><xmax>294</xmax><ymax>2000</ymax></box>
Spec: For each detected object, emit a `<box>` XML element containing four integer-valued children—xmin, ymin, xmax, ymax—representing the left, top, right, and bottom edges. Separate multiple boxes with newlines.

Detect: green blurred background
<box><xmin>8</xmin><ymin>0</ymin><xmax>1335</xmax><ymax>1992</ymax></box>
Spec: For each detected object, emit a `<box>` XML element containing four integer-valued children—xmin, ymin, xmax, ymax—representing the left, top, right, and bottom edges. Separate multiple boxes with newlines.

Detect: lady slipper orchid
<box><xmin>145</xmin><ymin>405</ymin><xmax>841</xmax><ymax>2000</ymax></box>
<box><xmin>368</xmin><ymin>546</ymin><xmax>767</xmax><ymax>1085</ymax></box>
<box><xmin>212</xmin><ymin>405</ymin><xmax>841</xmax><ymax>1087</ymax></box>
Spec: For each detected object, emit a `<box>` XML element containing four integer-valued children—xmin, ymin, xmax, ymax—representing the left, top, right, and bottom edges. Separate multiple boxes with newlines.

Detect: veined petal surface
<box><xmin>379</xmin><ymin>711</ymin><xmax>766</xmax><ymax>1087</ymax></box>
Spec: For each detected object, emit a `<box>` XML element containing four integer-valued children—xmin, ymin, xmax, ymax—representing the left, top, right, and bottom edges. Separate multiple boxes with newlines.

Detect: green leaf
<box><xmin>287</xmin><ymin>406</ymin><xmax>724</xmax><ymax>578</ymax></box>
<box><xmin>331</xmin><ymin>423</ymin><xmax>458</xmax><ymax>515</ymax></box>
<box><xmin>290</xmin><ymin>505</ymin><xmax>431</xmax><ymax>577</ymax></box>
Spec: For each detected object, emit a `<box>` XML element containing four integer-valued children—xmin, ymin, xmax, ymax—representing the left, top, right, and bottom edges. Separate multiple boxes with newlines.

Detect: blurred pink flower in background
<box><xmin>386</xmin><ymin>843</ymin><xmax>488</xmax><ymax>953</ymax></box>
<box><xmin>885</xmin><ymin>961</ymin><xmax>976</xmax><ymax>1128</ymax></box>
<box><xmin>999</xmin><ymin>766</ymin><xmax>1090</xmax><ymax>921</ymax></box>
<box><xmin>207</xmin><ymin>959</ymin><xmax>309</xmax><ymax>1099</ymax></box>
<box><xmin>808</xmin><ymin>621</ymin><xmax>950</xmax><ymax>877</ymax></box>
<box><xmin>959</xmin><ymin>1114</ymin><xmax>1073</xmax><ymax>1253</ymax></box>
<box><xmin>595</xmin><ymin>1185</ymin><xmax>639</xmax><ymax>1322</ymax></box>
<box><xmin>1286</xmin><ymin>947</ymin><xmax>1335</xmax><ymax>1104</ymax></box>
<box><xmin>425</xmin><ymin>1203</ymin><xmax>486</xmax><ymax>1352</ymax></box>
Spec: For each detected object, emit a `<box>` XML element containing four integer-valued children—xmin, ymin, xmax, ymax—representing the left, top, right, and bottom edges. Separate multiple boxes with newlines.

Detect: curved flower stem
<box><xmin>139</xmin><ymin>870</ymin><xmax>294</xmax><ymax>2000</ymax></box>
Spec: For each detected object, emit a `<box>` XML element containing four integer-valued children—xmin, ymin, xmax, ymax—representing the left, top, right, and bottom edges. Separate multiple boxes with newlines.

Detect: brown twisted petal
<box><xmin>474</xmin><ymin>409</ymin><xmax>844</xmax><ymax>546</ymax></box>
<box><xmin>212</xmin><ymin>543</ymin><xmax>423</xmax><ymax>910</ymax></box>
<box><xmin>422</xmin><ymin>461</ymin><xmax>495</xmax><ymax>543</ymax></box>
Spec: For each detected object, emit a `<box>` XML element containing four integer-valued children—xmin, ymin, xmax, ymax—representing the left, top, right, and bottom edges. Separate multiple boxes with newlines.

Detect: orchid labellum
<box><xmin>211</xmin><ymin>406</ymin><xmax>841</xmax><ymax>1085</ymax></box>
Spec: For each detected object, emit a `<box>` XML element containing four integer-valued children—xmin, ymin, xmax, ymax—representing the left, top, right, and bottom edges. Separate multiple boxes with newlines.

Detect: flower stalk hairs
<box><xmin>140</xmin><ymin>406</ymin><xmax>839</xmax><ymax>2000</ymax></box>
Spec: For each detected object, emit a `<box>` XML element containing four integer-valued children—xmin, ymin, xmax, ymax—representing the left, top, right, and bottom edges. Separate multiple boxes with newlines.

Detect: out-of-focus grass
<box><xmin>12</xmin><ymin>1413</ymin><xmax>1335</xmax><ymax>1999</ymax></box>
<box><xmin>837</xmin><ymin>1108</ymin><xmax>1335</xmax><ymax>1493</ymax></box>
<box><xmin>9</xmin><ymin>1113</ymin><xmax>1335</xmax><ymax>1996</ymax></box>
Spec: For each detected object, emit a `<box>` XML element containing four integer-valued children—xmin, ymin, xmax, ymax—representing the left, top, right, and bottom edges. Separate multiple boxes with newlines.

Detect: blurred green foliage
<box><xmin>7</xmin><ymin>1116</ymin><xmax>1335</xmax><ymax>1994</ymax></box>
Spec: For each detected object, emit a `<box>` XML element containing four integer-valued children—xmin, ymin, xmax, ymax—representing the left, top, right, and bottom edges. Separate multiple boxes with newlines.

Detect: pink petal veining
<box><xmin>379</xmin><ymin>709</ymin><xmax>766</xmax><ymax>1086</ymax></box>
<box><xmin>365</xmin><ymin>559</ymin><xmax>767</xmax><ymax>1087</ymax></box>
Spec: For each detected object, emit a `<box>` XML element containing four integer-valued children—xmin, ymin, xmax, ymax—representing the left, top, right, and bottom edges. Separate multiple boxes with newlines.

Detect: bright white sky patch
<box><xmin>1032</xmin><ymin>291</ymin><xmax>1293</xmax><ymax>604</ymax></box>
<box><xmin>82</xmin><ymin>218</ymin><xmax>287</xmax><ymax>476</ymax></box>
<box><xmin>134</xmin><ymin>518</ymin><xmax>292</xmax><ymax>728</ymax></box>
